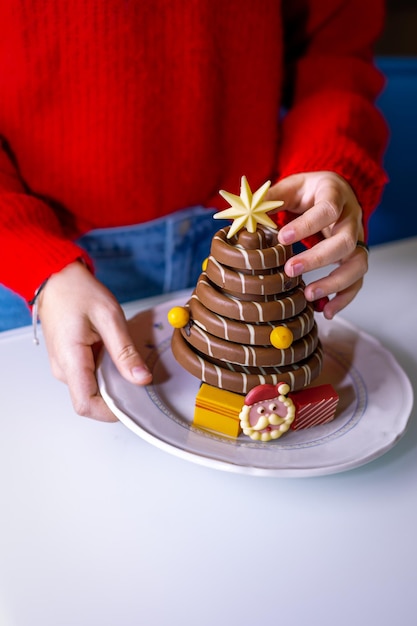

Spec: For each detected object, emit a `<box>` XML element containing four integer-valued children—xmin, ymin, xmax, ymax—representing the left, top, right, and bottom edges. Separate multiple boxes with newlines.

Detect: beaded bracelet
<box><xmin>28</xmin><ymin>278</ymin><xmax>50</xmax><ymax>345</ymax></box>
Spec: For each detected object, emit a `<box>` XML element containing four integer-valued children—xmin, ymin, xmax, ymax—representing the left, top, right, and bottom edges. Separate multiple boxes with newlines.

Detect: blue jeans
<box><xmin>0</xmin><ymin>206</ymin><xmax>227</xmax><ymax>331</ymax></box>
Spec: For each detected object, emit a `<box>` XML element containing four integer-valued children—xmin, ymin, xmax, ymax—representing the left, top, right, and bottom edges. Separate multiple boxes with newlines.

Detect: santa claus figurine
<box><xmin>239</xmin><ymin>382</ymin><xmax>296</xmax><ymax>442</ymax></box>
<box><xmin>240</xmin><ymin>381</ymin><xmax>339</xmax><ymax>442</ymax></box>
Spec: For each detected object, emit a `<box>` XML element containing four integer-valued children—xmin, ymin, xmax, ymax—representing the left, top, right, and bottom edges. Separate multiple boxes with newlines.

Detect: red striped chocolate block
<box><xmin>289</xmin><ymin>384</ymin><xmax>339</xmax><ymax>430</ymax></box>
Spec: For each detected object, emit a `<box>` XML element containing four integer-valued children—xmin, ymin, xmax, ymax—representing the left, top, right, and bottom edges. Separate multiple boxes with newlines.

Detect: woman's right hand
<box><xmin>38</xmin><ymin>261</ymin><xmax>152</xmax><ymax>422</ymax></box>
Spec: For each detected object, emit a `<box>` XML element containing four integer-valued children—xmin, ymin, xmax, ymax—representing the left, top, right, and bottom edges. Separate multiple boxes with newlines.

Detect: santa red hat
<box><xmin>244</xmin><ymin>382</ymin><xmax>288</xmax><ymax>406</ymax></box>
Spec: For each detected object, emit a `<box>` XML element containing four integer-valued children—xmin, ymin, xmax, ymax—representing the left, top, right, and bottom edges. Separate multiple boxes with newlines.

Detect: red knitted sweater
<box><xmin>0</xmin><ymin>0</ymin><xmax>388</xmax><ymax>302</ymax></box>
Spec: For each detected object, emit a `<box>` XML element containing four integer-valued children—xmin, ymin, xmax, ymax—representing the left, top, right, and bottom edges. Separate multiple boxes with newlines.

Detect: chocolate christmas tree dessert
<box><xmin>169</xmin><ymin>176</ymin><xmax>323</xmax><ymax>396</ymax></box>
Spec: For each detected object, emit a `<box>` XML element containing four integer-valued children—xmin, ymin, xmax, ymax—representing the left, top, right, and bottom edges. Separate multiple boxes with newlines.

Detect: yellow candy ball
<box><xmin>167</xmin><ymin>306</ymin><xmax>190</xmax><ymax>329</ymax></box>
<box><xmin>270</xmin><ymin>326</ymin><xmax>294</xmax><ymax>350</ymax></box>
<box><xmin>202</xmin><ymin>257</ymin><xmax>208</xmax><ymax>271</ymax></box>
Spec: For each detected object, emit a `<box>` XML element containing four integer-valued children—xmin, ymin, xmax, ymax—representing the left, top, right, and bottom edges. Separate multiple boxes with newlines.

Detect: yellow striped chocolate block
<box><xmin>193</xmin><ymin>383</ymin><xmax>244</xmax><ymax>438</ymax></box>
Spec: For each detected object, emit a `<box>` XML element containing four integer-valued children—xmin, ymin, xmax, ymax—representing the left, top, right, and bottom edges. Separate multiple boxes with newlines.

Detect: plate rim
<box><xmin>98</xmin><ymin>297</ymin><xmax>414</xmax><ymax>477</ymax></box>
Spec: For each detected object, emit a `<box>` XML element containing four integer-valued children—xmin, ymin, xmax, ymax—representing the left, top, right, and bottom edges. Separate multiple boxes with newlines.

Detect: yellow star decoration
<box><xmin>214</xmin><ymin>175</ymin><xmax>284</xmax><ymax>239</ymax></box>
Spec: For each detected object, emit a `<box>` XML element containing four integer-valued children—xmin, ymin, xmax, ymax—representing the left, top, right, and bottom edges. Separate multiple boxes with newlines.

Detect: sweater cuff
<box><xmin>0</xmin><ymin>192</ymin><xmax>94</xmax><ymax>303</ymax></box>
<box><xmin>276</xmin><ymin>87</ymin><xmax>389</xmax><ymax>239</ymax></box>
<box><xmin>277</xmin><ymin>138</ymin><xmax>388</xmax><ymax>240</ymax></box>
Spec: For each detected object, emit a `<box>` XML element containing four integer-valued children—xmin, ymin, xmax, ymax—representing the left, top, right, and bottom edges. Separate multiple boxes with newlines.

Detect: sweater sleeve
<box><xmin>0</xmin><ymin>141</ymin><xmax>92</xmax><ymax>303</ymax></box>
<box><xmin>278</xmin><ymin>0</ymin><xmax>389</xmax><ymax>236</ymax></box>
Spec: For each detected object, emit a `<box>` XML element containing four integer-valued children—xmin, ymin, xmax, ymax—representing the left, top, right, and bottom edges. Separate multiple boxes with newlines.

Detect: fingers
<box><xmin>279</xmin><ymin>199</ymin><xmax>341</xmax><ymax>247</ymax></box>
<box><xmin>278</xmin><ymin>179</ymin><xmax>346</xmax><ymax>246</ymax></box>
<box><xmin>267</xmin><ymin>172</ymin><xmax>368</xmax><ymax>316</ymax></box>
<box><xmin>38</xmin><ymin>261</ymin><xmax>152</xmax><ymax>422</ymax></box>
<box><xmin>304</xmin><ymin>245</ymin><xmax>369</xmax><ymax>318</ymax></box>
<box><xmin>65</xmin><ymin>343</ymin><xmax>119</xmax><ymax>422</ymax></box>
<box><xmin>269</xmin><ymin>172</ymin><xmax>362</xmax><ymax>251</ymax></box>
<box><xmin>283</xmin><ymin>227</ymin><xmax>357</xmax><ymax>277</ymax></box>
<box><xmin>321</xmin><ymin>279</ymin><xmax>363</xmax><ymax>320</ymax></box>
<box><xmin>65</xmin><ymin>303</ymin><xmax>152</xmax><ymax>420</ymax></box>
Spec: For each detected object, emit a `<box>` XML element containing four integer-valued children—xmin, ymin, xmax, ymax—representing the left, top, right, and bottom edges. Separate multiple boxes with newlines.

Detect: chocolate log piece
<box><xmin>210</xmin><ymin>226</ymin><xmax>292</xmax><ymax>270</ymax></box>
<box><xmin>188</xmin><ymin>294</ymin><xmax>315</xmax><ymax>345</ymax></box>
<box><xmin>205</xmin><ymin>256</ymin><xmax>299</xmax><ymax>296</ymax></box>
<box><xmin>195</xmin><ymin>276</ymin><xmax>307</xmax><ymax>323</ymax></box>
<box><xmin>172</xmin><ymin>329</ymin><xmax>324</xmax><ymax>395</ymax></box>
<box><xmin>180</xmin><ymin>322</ymin><xmax>319</xmax><ymax>367</ymax></box>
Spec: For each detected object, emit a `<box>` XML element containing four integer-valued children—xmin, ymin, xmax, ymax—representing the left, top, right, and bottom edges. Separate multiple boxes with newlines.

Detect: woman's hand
<box><xmin>267</xmin><ymin>171</ymin><xmax>369</xmax><ymax>319</ymax></box>
<box><xmin>38</xmin><ymin>261</ymin><xmax>152</xmax><ymax>421</ymax></box>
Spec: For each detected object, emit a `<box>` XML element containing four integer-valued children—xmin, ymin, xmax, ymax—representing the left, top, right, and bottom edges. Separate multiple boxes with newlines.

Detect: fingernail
<box><xmin>312</xmin><ymin>288</ymin><xmax>325</xmax><ymax>300</ymax></box>
<box><xmin>288</xmin><ymin>261</ymin><xmax>304</xmax><ymax>277</ymax></box>
<box><xmin>132</xmin><ymin>365</ymin><xmax>152</xmax><ymax>383</ymax></box>
<box><xmin>279</xmin><ymin>228</ymin><xmax>295</xmax><ymax>245</ymax></box>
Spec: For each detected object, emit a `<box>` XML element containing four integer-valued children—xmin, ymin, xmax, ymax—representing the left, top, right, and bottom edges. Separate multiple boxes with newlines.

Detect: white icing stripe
<box><xmin>218</xmin><ymin>314</ymin><xmax>229</xmax><ymax>340</ymax></box>
<box><xmin>248</xmin><ymin>324</ymin><xmax>255</xmax><ymax>344</ymax></box>
<box><xmin>259</xmin><ymin>275</ymin><xmax>265</xmax><ymax>296</ymax></box>
<box><xmin>255</xmin><ymin>249</ymin><xmax>267</xmax><ymax>269</ymax></box>
<box><xmin>193</xmin><ymin>325</ymin><xmax>213</xmax><ymax>357</ymax></box>
<box><xmin>242</xmin><ymin>345</ymin><xmax>250</xmax><ymax>365</ymax></box>
<box><xmin>253</xmin><ymin>301</ymin><xmax>264</xmax><ymax>322</ymax></box>
<box><xmin>213</xmin><ymin>364</ymin><xmax>223</xmax><ymax>388</ymax></box>
<box><xmin>241</xmin><ymin>373</ymin><xmax>248</xmax><ymax>394</ymax></box>
<box><xmin>210</xmin><ymin>256</ymin><xmax>226</xmax><ymax>283</ymax></box>
<box><xmin>240</xmin><ymin>248</ymin><xmax>251</xmax><ymax>270</ymax></box>
<box><xmin>302</xmin><ymin>365</ymin><xmax>311</xmax><ymax>386</ymax></box>
<box><xmin>299</xmin><ymin>314</ymin><xmax>306</xmax><ymax>336</ymax></box>
<box><xmin>236</xmin><ymin>299</ymin><xmax>244</xmax><ymax>318</ymax></box>
<box><xmin>193</xmin><ymin>320</ymin><xmax>208</xmax><ymax>332</ymax></box>
<box><xmin>197</xmin><ymin>354</ymin><xmax>205</xmax><ymax>380</ymax></box>
<box><xmin>249</xmin><ymin>345</ymin><xmax>257</xmax><ymax>366</ymax></box>
<box><xmin>239</xmin><ymin>271</ymin><xmax>246</xmax><ymax>294</ymax></box>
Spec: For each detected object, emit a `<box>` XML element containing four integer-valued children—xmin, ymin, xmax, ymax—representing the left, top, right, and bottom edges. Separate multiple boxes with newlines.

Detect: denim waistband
<box><xmin>77</xmin><ymin>205</ymin><xmax>228</xmax><ymax>303</ymax></box>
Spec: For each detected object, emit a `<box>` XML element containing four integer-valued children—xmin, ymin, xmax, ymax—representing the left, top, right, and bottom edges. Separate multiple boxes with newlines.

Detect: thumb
<box><xmin>101</xmin><ymin>314</ymin><xmax>153</xmax><ymax>386</ymax></box>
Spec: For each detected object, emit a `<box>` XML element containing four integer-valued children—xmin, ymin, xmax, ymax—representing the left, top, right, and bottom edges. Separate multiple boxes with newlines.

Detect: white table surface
<box><xmin>1</xmin><ymin>236</ymin><xmax>416</xmax><ymax>626</ymax></box>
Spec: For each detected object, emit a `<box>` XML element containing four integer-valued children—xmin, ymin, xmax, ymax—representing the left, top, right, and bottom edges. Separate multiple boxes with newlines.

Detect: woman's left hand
<box><xmin>267</xmin><ymin>171</ymin><xmax>369</xmax><ymax>319</ymax></box>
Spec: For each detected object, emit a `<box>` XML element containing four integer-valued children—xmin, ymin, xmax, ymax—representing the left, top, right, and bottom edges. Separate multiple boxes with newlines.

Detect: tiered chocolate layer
<box><xmin>171</xmin><ymin>225</ymin><xmax>323</xmax><ymax>394</ymax></box>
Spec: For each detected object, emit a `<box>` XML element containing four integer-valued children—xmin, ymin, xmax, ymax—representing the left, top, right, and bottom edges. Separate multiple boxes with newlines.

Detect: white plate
<box><xmin>98</xmin><ymin>296</ymin><xmax>414</xmax><ymax>477</ymax></box>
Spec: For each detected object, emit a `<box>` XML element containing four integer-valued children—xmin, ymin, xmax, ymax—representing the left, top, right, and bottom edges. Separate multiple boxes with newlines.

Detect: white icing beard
<box><xmin>239</xmin><ymin>396</ymin><xmax>295</xmax><ymax>442</ymax></box>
